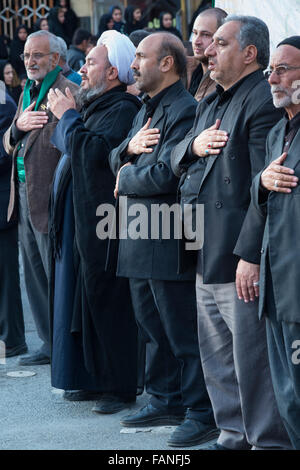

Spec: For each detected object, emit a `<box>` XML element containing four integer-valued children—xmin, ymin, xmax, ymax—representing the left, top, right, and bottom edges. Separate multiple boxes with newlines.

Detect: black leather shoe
<box><xmin>18</xmin><ymin>351</ymin><xmax>50</xmax><ymax>366</ymax></box>
<box><xmin>63</xmin><ymin>390</ymin><xmax>104</xmax><ymax>401</ymax></box>
<box><xmin>92</xmin><ymin>395</ymin><xmax>136</xmax><ymax>414</ymax></box>
<box><xmin>201</xmin><ymin>442</ymin><xmax>229</xmax><ymax>450</ymax></box>
<box><xmin>5</xmin><ymin>344</ymin><xmax>28</xmax><ymax>358</ymax></box>
<box><xmin>167</xmin><ymin>418</ymin><xmax>220</xmax><ymax>447</ymax></box>
<box><xmin>120</xmin><ymin>403</ymin><xmax>185</xmax><ymax>427</ymax></box>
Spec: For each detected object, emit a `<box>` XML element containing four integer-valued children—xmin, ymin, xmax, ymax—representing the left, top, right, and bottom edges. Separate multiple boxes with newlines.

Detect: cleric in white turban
<box><xmin>97</xmin><ymin>30</ymin><xmax>136</xmax><ymax>86</ymax></box>
<box><xmin>46</xmin><ymin>27</ymin><xmax>142</xmax><ymax>409</ymax></box>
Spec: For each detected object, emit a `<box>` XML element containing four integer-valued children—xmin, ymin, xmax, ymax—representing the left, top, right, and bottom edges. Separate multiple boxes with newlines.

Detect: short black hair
<box><xmin>156</xmin><ymin>33</ymin><xmax>187</xmax><ymax>79</ymax></box>
<box><xmin>129</xmin><ymin>30</ymin><xmax>150</xmax><ymax>48</ymax></box>
<box><xmin>72</xmin><ymin>28</ymin><xmax>91</xmax><ymax>46</ymax></box>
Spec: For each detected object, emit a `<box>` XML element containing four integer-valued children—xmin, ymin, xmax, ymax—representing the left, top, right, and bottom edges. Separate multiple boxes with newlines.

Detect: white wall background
<box><xmin>215</xmin><ymin>0</ymin><xmax>300</xmax><ymax>58</ymax></box>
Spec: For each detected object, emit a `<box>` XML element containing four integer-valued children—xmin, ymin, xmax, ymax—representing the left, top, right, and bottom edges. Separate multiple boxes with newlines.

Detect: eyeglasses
<box><xmin>264</xmin><ymin>65</ymin><xmax>300</xmax><ymax>79</ymax></box>
<box><xmin>20</xmin><ymin>52</ymin><xmax>53</xmax><ymax>62</ymax></box>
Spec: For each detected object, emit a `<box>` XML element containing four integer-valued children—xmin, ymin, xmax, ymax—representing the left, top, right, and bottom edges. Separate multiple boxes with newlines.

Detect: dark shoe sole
<box><xmin>120</xmin><ymin>415</ymin><xmax>184</xmax><ymax>427</ymax></box>
<box><xmin>92</xmin><ymin>403</ymin><xmax>134</xmax><ymax>415</ymax></box>
<box><xmin>167</xmin><ymin>428</ymin><xmax>220</xmax><ymax>448</ymax></box>
<box><xmin>5</xmin><ymin>345</ymin><xmax>28</xmax><ymax>358</ymax></box>
<box><xmin>64</xmin><ymin>392</ymin><xmax>103</xmax><ymax>402</ymax></box>
<box><xmin>18</xmin><ymin>357</ymin><xmax>50</xmax><ymax>366</ymax></box>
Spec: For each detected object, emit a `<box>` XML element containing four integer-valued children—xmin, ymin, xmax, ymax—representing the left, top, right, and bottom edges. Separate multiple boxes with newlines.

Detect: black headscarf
<box><xmin>48</xmin><ymin>7</ymin><xmax>71</xmax><ymax>45</ymax></box>
<box><xmin>124</xmin><ymin>6</ymin><xmax>146</xmax><ymax>35</ymax></box>
<box><xmin>0</xmin><ymin>61</ymin><xmax>22</xmax><ymax>105</ymax></box>
<box><xmin>109</xmin><ymin>5</ymin><xmax>125</xmax><ymax>33</ymax></box>
<box><xmin>159</xmin><ymin>11</ymin><xmax>182</xmax><ymax>40</ymax></box>
<box><xmin>98</xmin><ymin>13</ymin><xmax>113</xmax><ymax>37</ymax></box>
<box><xmin>9</xmin><ymin>25</ymin><xmax>29</xmax><ymax>76</ymax></box>
<box><xmin>54</xmin><ymin>0</ymin><xmax>79</xmax><ymax>42</ymax></box>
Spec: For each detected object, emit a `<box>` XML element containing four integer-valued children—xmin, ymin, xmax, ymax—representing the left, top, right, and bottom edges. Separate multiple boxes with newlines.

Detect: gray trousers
<box><xmin>18</xmin><ymin>182</ymin><xmax>50</xmax><ymax>356</ymax></box>
<box><xmin>196</xmin><ymin>272</ymin><xmax>291</xmax><ymax>450</ymax></box>
<box><xmin>0</xmin><ymin>225</ymin><xmax>25</xmax><ymax>348</ymax></box>
<box><xmin>265</xmin><ymin>267</ymin><xmax>300</xmax><ymax>449</ymax></box>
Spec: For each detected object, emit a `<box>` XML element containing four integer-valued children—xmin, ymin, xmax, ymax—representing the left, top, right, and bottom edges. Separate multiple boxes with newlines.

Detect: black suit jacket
<box><xmin>0</xmin><ymin>93</ymin><xmax>16</xmax><ymax>230</ymax></box>
<box><xmin>109</xmin><ymin>80</ymin><xmax>197</xmax><ymax>281</ymax></box>
<box><xmin>235</xmin><ymin>120</ymin><xmax>300</xmax><ymax>322</ymax></box>
<box><xmin>171</xmin><ymin>70</ymin><xmax>283</xmax><ymax>284</ymax></box>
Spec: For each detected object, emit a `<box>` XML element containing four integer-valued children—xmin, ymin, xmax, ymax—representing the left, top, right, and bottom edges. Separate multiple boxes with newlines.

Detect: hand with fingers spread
<box><xmin>192</xmin><ymin>119</ymin><xmax>229</xmax><ymax>157</ymax></box>
<box><xmin>236</xmin><ymin>259</ymin><xmax>260</xmax><ymax>303</ymax></box>
<box><xmin>114</xmin><ymin>162</ymin><xmax>132</xmax><ymax>199</ymax></box>
<box><xmin>47</xmin><ymin>87</ymin><xmax>76</xmax><ymax>120</ymax></box>
<box><xmin>127</xmin><ymin>118</ymin><xmax>160</xmax><ymax>155</ymax></box>
<box><xmin>261</xmin><ymin>152</ymin><xmax>298</xmax><ymax>193</ymax></box>
<box><xmin>16</xmin><ymin>101</ymin><xmax>49</xmax><ymax>132</ymax></box>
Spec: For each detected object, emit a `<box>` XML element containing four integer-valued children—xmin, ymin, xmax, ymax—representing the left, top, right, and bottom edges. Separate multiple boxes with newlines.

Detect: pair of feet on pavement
<box><xmin>14</xmin><ymin>348</ymin><xmax>51</xmax><ymax>365</ymax></box>
<box><xmin>120</xmin><ymin>402</ymin><xmax>219</xmax><ymax>448</ymax></box>
<box><xmin>63</xmin><ymin>390</ymin><xmax>136</xmax><ymax>414</ymax></box>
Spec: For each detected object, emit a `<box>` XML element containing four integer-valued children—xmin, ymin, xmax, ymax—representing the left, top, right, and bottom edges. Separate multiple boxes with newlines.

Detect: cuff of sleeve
<box><xmin>11</xmin><ymin>122</ymin><xmax>26</xmax><ymax>144</ymax></box>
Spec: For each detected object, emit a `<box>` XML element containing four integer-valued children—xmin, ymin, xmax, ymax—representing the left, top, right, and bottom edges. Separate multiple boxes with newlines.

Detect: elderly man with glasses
<box><xmin>235</xmin><ymin>36</ymin><xmax>300</xmax><ymax>449</ymax></box>
<box><xmin>3</xmin><ymin>30</ymin><xmax>79</xmax><ymax>366</ymax></box>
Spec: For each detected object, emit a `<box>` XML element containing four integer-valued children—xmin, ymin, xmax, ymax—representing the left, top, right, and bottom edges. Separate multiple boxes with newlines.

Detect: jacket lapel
<box><xmin>285</xmin><ymin>128</ymin><xmax>300</xmax><ymax>169</ymax></box>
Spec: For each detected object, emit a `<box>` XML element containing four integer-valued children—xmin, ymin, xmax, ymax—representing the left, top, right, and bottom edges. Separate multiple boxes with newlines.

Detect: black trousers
<box><xmin>0</xmin><ymin>225</ymin><xmax>25</xmax><ymax>349</ymax></box>
<box><xmin>129</xmin><ymin>278</ymin><xmax>214</xmax><ymax>423</ymax></box>
<box><xmin>266</xmin><ymin>265</ymin><xmax>300</xmax><ymax>449</ymax></box>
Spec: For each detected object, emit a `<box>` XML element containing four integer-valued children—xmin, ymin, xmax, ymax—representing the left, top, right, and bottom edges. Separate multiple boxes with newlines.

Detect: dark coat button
<box><xmin>230</xmin><ymin>155</ymin><xmax>236</xmax><ymax>160</ymax></box>
<box><xmin>224</xmin><ymin>177</ymin><xmax>230</xmax><ymax>184</ymax></box>
<box><xmin>215</xmin><ymin>201</ymin><xmax>222</xmax><ymax>209</ymax></box>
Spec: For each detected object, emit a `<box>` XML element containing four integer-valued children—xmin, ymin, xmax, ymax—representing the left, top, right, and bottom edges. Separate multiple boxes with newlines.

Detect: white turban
<box><xmin>97</xmin><ymin>30</ymin><xmax>136</xmax><ymax>85</ymax></box>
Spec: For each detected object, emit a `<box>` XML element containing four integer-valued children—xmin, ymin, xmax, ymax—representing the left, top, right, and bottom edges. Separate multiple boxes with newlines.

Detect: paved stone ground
<box><xmin>0</xmin><ymin>258</ymin><xmax>217</xmax><ymax>451</ymax></box>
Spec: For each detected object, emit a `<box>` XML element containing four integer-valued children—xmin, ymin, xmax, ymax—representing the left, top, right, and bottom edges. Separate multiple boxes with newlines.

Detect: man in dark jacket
<box><xmin>109</xmin><ymin>32</ymin><xmax>216</xmax><ymax>448</ymax></box>
<box><xmin>47</xmin><ymin>31</ymin><xmax>141</xmax><ymax>413</ymax></box>
<box><xmin>234</xmin><ymin>37</ymin><xmax>300</xmax><ymax>449</ymax></box>
<box><xmin>171</xmin><ymin>16</ymin><xmax>291</xmax><ymax>450</ymax></box>
<box><xmin>3</xmin><ymin>31</ymin><xmax>79</xmax><ymax>366</ymax></box>
<box><xmin>0</xmin><ymin>92</ymin><xmax>26</xmax><ymax>358</ymax></box>
<box><xmin>67</xmin><ymin>29</ymin><xmax>91</xmax><ymax>72</ymax></box>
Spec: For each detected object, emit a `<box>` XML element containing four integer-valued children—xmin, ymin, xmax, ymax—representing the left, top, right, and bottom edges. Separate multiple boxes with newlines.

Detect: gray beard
<box><xmin>76</xmin><ymin>83</ymin><xmax>108</xmax><ymax>108</ymax></box>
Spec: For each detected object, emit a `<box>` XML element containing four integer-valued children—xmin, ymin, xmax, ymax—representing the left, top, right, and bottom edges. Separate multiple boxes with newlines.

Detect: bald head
<box><xmin>144</xmin><ymin>32</ymin><xmax>187</xmax><ymax>78</ymax></box>
<box><xmin>131</xmin><ymin>32</ymin><xmax>186</xmax><ymax>97</ymax></box>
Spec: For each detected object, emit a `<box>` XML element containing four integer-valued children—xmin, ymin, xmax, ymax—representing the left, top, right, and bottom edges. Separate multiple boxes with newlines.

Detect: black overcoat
<box><xmin>171</xmin><ymin>70</ymin><xmax>283</xmax><ymax>284</ymax></box>
<box><xmin>109</xmin><ymin>80</ymin><xmax>197</xmax><ymax>281</ymax></box>
<box><xmin>49</xmin><ymin>87</ymin><xmax>142</xmax><ymax>383</ymax></box>
<box><xmin>235</xmin><ymin>119</ymin><xmax>300</xmax><ymax>323</ymax></box>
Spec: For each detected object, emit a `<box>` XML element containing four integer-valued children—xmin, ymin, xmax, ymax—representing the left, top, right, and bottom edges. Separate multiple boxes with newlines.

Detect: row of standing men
<box><xmin>1</xmin><ymin>7</ymin><xmax>300</xmax><ymax>450</ymax></box>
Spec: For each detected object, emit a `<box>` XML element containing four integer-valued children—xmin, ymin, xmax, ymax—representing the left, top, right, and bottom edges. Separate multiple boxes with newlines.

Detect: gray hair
<box><xmin>224</xmin><ymin>15</ymin><xmax>270</xmax><ymax>69</ymax></box>
<box><xmin>26</xmin><ymin>30</ymin><xmax>60</xmax><ymax>54</ymax></box>
<box><xmin>56</xmin><ymin>36</ymin><xmax>68</xmax><ymax>62</ymax></box>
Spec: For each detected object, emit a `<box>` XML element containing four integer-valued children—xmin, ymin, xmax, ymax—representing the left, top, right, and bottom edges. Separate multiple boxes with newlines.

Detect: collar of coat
<box><xmin>23</xmin><ymin>66</ymin><xmax>62</xmax><ymax>111</ymax></box>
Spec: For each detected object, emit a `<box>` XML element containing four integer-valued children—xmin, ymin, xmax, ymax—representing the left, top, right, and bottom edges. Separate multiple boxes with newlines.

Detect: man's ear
<box><xmin>244</xmin><ymin>45</ymin><xmax>257</xmax><ymax>65</ymax></box>
<box><xmin>52</xmin><ymin>52</ymin><xmax>60</xmax><ymax>67</ymax></box>
<box><xmin>107</xmin><ymin>65</ymin><xmax>119</xmax><ymax>81</ymax></box>
<box><xmin>159</xmin><ymin>55</ymin><xmax>174</xmax><ymax>73</ymax></box>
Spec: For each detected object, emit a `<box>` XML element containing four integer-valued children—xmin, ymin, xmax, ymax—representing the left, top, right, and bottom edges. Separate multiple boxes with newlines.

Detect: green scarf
<box><xmin>18</xmin><ymin>66</ymin><xmax>62</xmax><ymax>183</ymax></box>
<box><xmin>22</xmin><ymin>65</ymin><xmax>62</xmax><ymax>111</ymax></box>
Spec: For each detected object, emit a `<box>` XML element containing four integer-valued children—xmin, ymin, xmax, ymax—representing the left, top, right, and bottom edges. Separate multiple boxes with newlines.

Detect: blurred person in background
<box><xmin>97</xmin><ymin>13</ymin><xmax>114</xmax><ymax>38</ymax></box>
<box><xmin>9</xmin><ymin>25</ymin><xmax>29</xmax><ymax>77</ymax></box>
<box><xmin>67</xmin><ymin>29</ymin><xmax>91</xmax><ymax>72</ymax></box>
<box><xmin>159</xmin><ymin>12</ymin><xmax>182</xmax><ymax>40</ymax></box>
<box><xmin>56</xmin><ymin>37</ymin><xmax>81</xmax><ymax>85</ymax></box>
<box><xmin>109</xmin><ymin>5</ymin><xmax>125</xmax><ymax>34</ymax></box>
<box><xmin>34</xmin><ymin>17</ymin><xmax>49</xmax><ymax>32</ymax></box>
<box><xmin>0</xmin><ymin>92</ymin><xmax>27</xmax><ymax>359</ymax></box>
<box><xmin>54</xmin><ymin>0</ymin><xmax>79</xmax><ymax>42</ymax></box>
<box><xmin>124</xmin><ymin>6</ymin><xmax>146</xmax><ymax>36</ymax></box>
<box><xmin>0</xmin><ymin>62</ymin><xmax>22</xmax><ymax>105</ymax></box>
<box><xmin>48</xmin><ymin>7</ymin><xmax>71</xmax><ymax>45</ymax></box>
